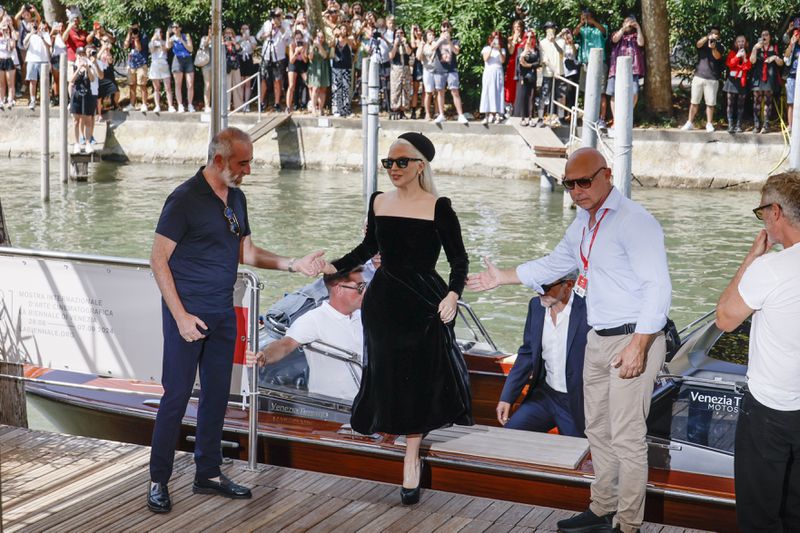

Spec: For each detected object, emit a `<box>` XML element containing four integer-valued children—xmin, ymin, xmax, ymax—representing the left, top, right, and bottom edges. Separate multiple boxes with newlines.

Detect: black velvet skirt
<box><xmin>350</xmin><ymin>266</ymin><xmax>473</xmax><ymax>436</ymax></box>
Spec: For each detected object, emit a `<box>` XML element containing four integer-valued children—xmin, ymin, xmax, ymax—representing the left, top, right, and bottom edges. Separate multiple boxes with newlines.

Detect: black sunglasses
<box><xmin>562</xmin><ymin>166</ymin><xmax>607</xmax><ymax>190</ymax></box>
<box><xmin>223</xmin><ymin>206</ymin><xmax>240</xmax><ymax>237</ymax></box>
<box><xmin>539</xmin><ymin>279</ymin><xmax>568</xmax><ymax>294</ymax></box>
<box><xmin>753</xmin><ymin>202</ymin><xmax>778</xmax><ymax>220</ymax></box>
<box><xmin>340</xmin><ymin>281</ymin><xmax>367</xmax><ymax>294</ymax></box>
<box><xmin>381</xmin><ymin>157</ymin><xmax>422</xmax><ymax>169</ymax></box>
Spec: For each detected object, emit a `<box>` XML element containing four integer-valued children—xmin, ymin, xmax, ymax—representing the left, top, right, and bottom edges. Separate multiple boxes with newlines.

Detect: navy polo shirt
<box><xmin>155</xmin><ymin>167</ymin><xmax>251</xmax><ymax>314</ymax></box>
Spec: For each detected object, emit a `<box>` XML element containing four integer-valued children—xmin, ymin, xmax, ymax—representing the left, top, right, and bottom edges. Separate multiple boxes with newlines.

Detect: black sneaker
<box><xmin>557</xmin><ymin>509</ymin><xmax>615</xmax><ymax>533</ymax></box>
<box><xmin>273</xmin><ymin>103</ymin><xmax>282</xmax><ymax>112</ymax></box>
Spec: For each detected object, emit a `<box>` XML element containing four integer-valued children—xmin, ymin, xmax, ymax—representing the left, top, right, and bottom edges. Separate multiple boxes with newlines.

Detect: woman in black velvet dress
<box><xmin>326</xmin><ymin>132</ymin><xmax>473</xmax><ymax>504</ymax></box>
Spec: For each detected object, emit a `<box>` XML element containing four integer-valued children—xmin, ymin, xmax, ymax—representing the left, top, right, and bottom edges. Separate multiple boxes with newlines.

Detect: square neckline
<box><xmin>371</xmin><ymin>194</ymin><xmax>446</xmax><ymax>223</ymax></box>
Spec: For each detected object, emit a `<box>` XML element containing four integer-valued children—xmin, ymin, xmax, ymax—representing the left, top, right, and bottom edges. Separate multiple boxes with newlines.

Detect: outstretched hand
<box><xmin>294</xmin><ymin>250</ymin><xmax>327</xmax><ymax>276</ymax></box>
<box><xmin>466</xmin><ymin>256</ymin><xmax>502</xmax><ymax>292</ymax></box>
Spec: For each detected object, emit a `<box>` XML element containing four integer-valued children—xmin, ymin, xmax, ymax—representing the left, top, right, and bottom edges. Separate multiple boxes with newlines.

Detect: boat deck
<box><xmin>0</xmin><ymin>425</ymin><xmax>710</xmax><ymax>532</ymax></box>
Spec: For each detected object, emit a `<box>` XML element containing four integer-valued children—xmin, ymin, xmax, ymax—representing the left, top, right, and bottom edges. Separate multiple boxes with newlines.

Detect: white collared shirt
<box><xmin>286</xmin><ymin>301</ymin><xmax>363</xmax><ymax>400</ymax></box>
<box><xmin>516</xmin><ymin>187</ymin><xmax>671</xmax><ymax>334</ymax></box>
<box><xmin>541</xmin><ymin>294</ymin><xmax>573</xmax><ymax>393</ymax></box>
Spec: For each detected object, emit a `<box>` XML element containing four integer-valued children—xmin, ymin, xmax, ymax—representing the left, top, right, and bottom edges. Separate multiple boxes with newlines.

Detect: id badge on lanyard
<box><xmin>574</xmin><ymin>209</ymin><xmax>609</xmax><ymax>298</ymax></box>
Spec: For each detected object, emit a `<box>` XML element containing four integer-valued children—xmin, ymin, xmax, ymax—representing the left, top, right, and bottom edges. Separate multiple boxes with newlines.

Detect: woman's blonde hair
<box><xmin>390</xmin><ymin>138</ymin><xmax>437</xmax><ymax>196</ymax></box>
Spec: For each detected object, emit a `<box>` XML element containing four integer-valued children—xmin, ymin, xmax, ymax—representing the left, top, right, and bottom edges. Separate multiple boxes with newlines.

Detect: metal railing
<box><xmin>548</xmin><ymin>73</ymin><xmax>583</xmax><ymax>152</ymax></box>
<box><xmin>226</xmin><ymin>70</ymin><xmax>262</xmax><ymax>121</ymax></box>
<box><xmin>0</xmin><ymin>247</ymin><xmax>262</xmax><ymax>470</ymax></box>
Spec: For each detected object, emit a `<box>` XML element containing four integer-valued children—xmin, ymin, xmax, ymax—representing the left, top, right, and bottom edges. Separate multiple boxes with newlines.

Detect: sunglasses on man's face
<box><xmin>340</xmin><ymin>281</ymin><xmax>367</xmax><ymax>294</ymax></box>
<box><xmin>562</xmin><ymin>166</ymin><xmax>607</xmax><ymax>190</ymax></box>
<box><xmin>381</xmin><ymin>157</ymin><xmax>422</xmax><ymax>169</ymax></box>
<box><xmin>753</xmin><ymin>202</ymin><xmax>779</xmax><ymax>220</ymax></box>
<box><xmin>223</xmin><ymin>206</ymin><xmax>241</xmax><ymax>237</ymax></box>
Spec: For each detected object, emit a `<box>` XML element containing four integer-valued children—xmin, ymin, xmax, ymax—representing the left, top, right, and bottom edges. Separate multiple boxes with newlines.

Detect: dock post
<box><xmin>0</xmin><ymin>362</ymin><xmax>28</xmax><ymax>427</ymax></box>
<box><xmin>41</xmin><ymin>63</ymin><xmax>51</xmax><ymax>202</ymax></box>
<box><xmin>790</xmin><ymin>75</ymin><xmax>800</xmax><ymax>169</ymax></box>
<box><xmin>60</xmin><ymin>53</ymin><xmax>68</xmax><ymax>184</ymax></box>
<box><xmin>366</xmin><ymin>60</ymin><xmax>380</xmax><ymax>199</ymax></box>
<box><xmin>612</xmin><ymin>56</ymin><xmax>633</xmax><ymax>199</ymax></box>
<box><xmin>209</xmin><ymin>0</ymin><xmax>223</xmax><ymax>139</ymax></box>
<box><xmin>581</xmin><ymin>48</ymin><xmax>603</xmax><ymax>149</ymax></box>
<box><xmin>362</xmin><ymin>57</ymin><xmax>370</xmax><ymax>210</ymax></box>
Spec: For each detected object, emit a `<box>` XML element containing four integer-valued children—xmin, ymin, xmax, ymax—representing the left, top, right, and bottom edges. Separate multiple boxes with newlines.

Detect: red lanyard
<box><xmin>579</xmin><ymin>209</ymin><xmax>609</xmax><ymax>271</ymax></box>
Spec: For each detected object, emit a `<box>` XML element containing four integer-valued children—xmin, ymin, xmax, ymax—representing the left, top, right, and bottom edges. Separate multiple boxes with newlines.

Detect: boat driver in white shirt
<box><xmin>246</xmin><ymin>266</ymin><xmax>365</xmax><ymax>400</ymax></box>
<box><xmin>716</xmin><ymin>171</ymin><xmax>800</xmax><ymax>532</ymax></box>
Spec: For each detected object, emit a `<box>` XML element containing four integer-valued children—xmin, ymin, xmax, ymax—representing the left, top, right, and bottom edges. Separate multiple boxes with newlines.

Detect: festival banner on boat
<box><xmin>0</xmin><ymin>249</ymin><xmax>257</xmax><ymax>396</ymax></box>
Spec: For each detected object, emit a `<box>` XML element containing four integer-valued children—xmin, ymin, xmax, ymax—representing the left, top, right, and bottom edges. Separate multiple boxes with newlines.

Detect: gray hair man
<box><xmin>147</xmin><ymin>127</ymin><xmax>327</xmax><ymax>513</ymax></box>
<box><xmin>716</xmin><ymin>172</ymin><xmax>800</xmax><ymax>531</ymax></box>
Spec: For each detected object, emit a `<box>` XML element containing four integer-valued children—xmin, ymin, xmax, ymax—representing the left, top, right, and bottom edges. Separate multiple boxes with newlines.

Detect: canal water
<box><xmin>2</xmin><ymin>159</ymin><xmax>762</xmax><ymax>353</ymax></box>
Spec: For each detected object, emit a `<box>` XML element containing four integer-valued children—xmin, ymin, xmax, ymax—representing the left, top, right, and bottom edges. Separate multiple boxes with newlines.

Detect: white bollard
<box><xmin>612</xmin><ymin>56</ymin><xmax>633</xmax><ymax>199</ymax></box>
<box><xmin>366</xmin><ymin>60</ymin><xmax>380</xmax><ymax>200</ymax></box>
<box><xmin>362</xmin><ymin>57</ymin><xmax>370</xmax><ymax>210</ymax></box>
<box><xmin>790</xmin><ymin>73</ymin><xmax>800</xmax><ymax>169</ymax></box>
<box><xmin>581</xmin><ymin>48</ymin><xmax>604</xmax><ymax>148</ymax></box>
<box><xmin>60</xmin><ymin>53</ymin><xmax>68</xmax><ymax>184</ymax></box>
<box><xmin>41</xmin><ymin>63</ymin><xmax>50</xmax><ymax>202</ymax></box>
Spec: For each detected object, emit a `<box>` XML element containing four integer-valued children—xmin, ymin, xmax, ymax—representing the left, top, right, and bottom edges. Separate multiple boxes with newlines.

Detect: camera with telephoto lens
<box><xmin>372</xmin><ymin>29</ymin><xmax>381</xmax><ymax>40</ymax></box>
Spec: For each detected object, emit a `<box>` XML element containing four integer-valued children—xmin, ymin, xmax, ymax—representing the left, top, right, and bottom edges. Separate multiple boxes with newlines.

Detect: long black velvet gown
<box><xmin>332</xmin><ymin>192</ymin><xmax>474</xmax><ymax>435</ymax></box>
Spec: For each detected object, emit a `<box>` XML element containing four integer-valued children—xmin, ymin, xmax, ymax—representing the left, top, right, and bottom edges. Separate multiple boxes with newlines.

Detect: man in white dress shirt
<box><xmin>247</xmin><ymin>267</ymin><xmax>364</xmax><ymax>400</ymax></box>
<box><xmin>715</xmin><ymin>172</ymin><xmax>800</xmax><ymax>532</ymax></box>
<box><xmin>468</xmin><ymin>147</ymin><xmax>671</xmax><ymax>533</ymax></box>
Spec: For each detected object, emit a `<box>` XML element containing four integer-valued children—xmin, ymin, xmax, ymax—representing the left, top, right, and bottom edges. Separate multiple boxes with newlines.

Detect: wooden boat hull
<box><xmin>25</xmin><ymin>366</ymin><xmax>737</xmax><ymax>532</ymax></box>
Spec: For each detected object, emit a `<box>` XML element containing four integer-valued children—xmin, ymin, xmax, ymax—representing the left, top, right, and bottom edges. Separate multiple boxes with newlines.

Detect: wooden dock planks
<box><xmin>0</xmin><ymin>425</ymin><xmax>710</xmax><ymax>532</ymax></box>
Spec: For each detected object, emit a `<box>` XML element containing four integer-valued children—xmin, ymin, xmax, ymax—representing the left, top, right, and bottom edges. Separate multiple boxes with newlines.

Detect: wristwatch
<box><xmin>287</xmin><ymin>258</ymin><xmax>296</xmax><ymax>273</ymax></box>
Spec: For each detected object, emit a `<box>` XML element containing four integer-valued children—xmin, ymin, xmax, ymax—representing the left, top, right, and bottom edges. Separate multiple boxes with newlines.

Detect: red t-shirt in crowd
<box><xmin>65</xmin><ymin>27</ymin><xmax>88</xmax><ymax>62</ymax></box>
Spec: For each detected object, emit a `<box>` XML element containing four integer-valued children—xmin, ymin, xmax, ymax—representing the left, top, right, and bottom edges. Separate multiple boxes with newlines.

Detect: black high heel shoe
<box><xmin>400</xmin><ymin>458</ymin><xmax>424</xmax><ymax>505</ymax></box>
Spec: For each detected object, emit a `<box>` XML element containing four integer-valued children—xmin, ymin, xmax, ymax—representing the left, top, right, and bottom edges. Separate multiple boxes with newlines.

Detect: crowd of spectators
<box><xmin>7</xmin><ymin>2</ymin><xmax>800</xmax><ymax>136</ymax></box>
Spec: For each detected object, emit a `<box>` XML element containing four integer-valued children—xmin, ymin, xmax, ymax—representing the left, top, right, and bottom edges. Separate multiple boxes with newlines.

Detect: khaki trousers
<box><xmin>583</xmin><ymin>329</ymin><xmax>666</xmax><ymax>533</ymax></box>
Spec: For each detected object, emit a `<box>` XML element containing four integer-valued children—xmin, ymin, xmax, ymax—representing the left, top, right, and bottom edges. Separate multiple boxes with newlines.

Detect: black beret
<box><xmin>398</xmin><ymin>132</ymin><xmax>435</xmax><ymax>162</ymax></box>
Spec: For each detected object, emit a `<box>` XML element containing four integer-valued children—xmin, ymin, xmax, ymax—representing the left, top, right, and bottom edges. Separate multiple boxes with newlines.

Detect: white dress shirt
<box><xmin>257</xmin><ymin>21</ymin><xmax>290</xmax><ymax>62</ymax></box>
<box><xmin>541</xmin><ymin>294</ymin><xmax>573</xmax><ymax>393</ymax></box>
<box><xmin>286</xmin><ymin>302</ymin><xmax>363</xmax><ymax>400</ymax></box>
<box><xmin>516</xmin><ymin>187</ymin><xmax>671</xmax><ymax>334</ymax></box>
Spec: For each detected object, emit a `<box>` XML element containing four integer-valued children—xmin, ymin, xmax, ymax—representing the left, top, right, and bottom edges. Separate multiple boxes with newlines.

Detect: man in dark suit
<box><xmin>496</xmin><ymin>271</ymin><xmax>590</xmax><ymax>437</ymax></box>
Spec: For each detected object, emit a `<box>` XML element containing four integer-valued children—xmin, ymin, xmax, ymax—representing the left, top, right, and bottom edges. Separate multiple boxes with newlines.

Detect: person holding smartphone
<box><xmin>432</xmin><ymin>20</ymin><xmax>468</xmax><ymax>124</ymax></box>
<box><xmin>749</xmin><ymin>29</ymin><xmax>783</xmax><ymax>133</ymax></box>
<box><xmin>607</xmin><ymin>15</ymin><xmax>645</xmax><ymax>127</ymax></box>
<box><xmin>149</xmin><ymin>28</ymin><xmax>173</xmax><ymax>113</ymax></box>
<box><xmin>124</xmin><ymin>22</ymin><xmax>149</xmax><ymax>112</ymax></box>
<box><xmin>166</xmin><ymin>22</ymin><xmax>195</xmax><ymax>113</ymax></box>
<box><xmin>681</xmin><ymin>27</ymin><xmax>725</xmax><ymax>132</ymax></box>
<box><xmin>479</xmin><ymin>30</ymin><xmax>506</xmax><ymax>124</ymax></box>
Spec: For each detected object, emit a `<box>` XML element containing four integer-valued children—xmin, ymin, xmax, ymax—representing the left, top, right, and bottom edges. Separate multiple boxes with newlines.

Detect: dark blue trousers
<box><xmin>505</xmin><ymin>382</ymin><xmax>583</xmax><ymax>438</ymax></box>
<box><xmin>149</xmin><ymin>304</ymin><xmax>237</xmax><ymax>483</ymax></box>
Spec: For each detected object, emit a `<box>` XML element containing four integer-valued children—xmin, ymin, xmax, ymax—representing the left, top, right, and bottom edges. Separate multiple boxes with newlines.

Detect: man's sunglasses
<box><xmin>340</xmin><ymin>281</ymin><xmax>368</xmax><ymax>294</ymax></box>
<box><xmin>539</xmin><ymin>279</ymin><xmax>568</xmax><ymax>295</ymax></box>
<box><xmin>753</xmin><ymin>202</ymin><xmax>779</xmax><ymax>220</ymax></box>
<box><xmin>381</xmin><ymin>157</ymin><xmax>422</xmax><ymax>169</ymax></box>
<box><xmin>223</xmin><ymin>206</ymin><xmax>240</xmax><ymax>237</ymax></box>
<box><xmin>562</xmin><ymin>166</ymin><xmax>607</xmax><ymax>190</ymax></box>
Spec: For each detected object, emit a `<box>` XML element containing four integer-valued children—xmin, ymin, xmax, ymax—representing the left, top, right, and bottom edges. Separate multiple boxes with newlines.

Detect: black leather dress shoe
<box><xmin>192</xmin><ymin>473</ymin><xmax>252</xmax><ymax>499</ymax></box>
<box><xmin>557</xmin><ymin>509</ymin><xmax>614</xmax><ymax>532</ymax></box>
<box><xmin>147</xmin><ymin>482</ymin><xmax>172</xmax><ymax>513</ymax></box>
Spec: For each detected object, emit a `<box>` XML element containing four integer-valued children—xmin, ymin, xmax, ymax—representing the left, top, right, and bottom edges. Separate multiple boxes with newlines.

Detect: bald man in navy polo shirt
<box><xmin>147</xmin><ymin>127</ymin><xmax>326</xmax><ymax>513</ymax></box>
